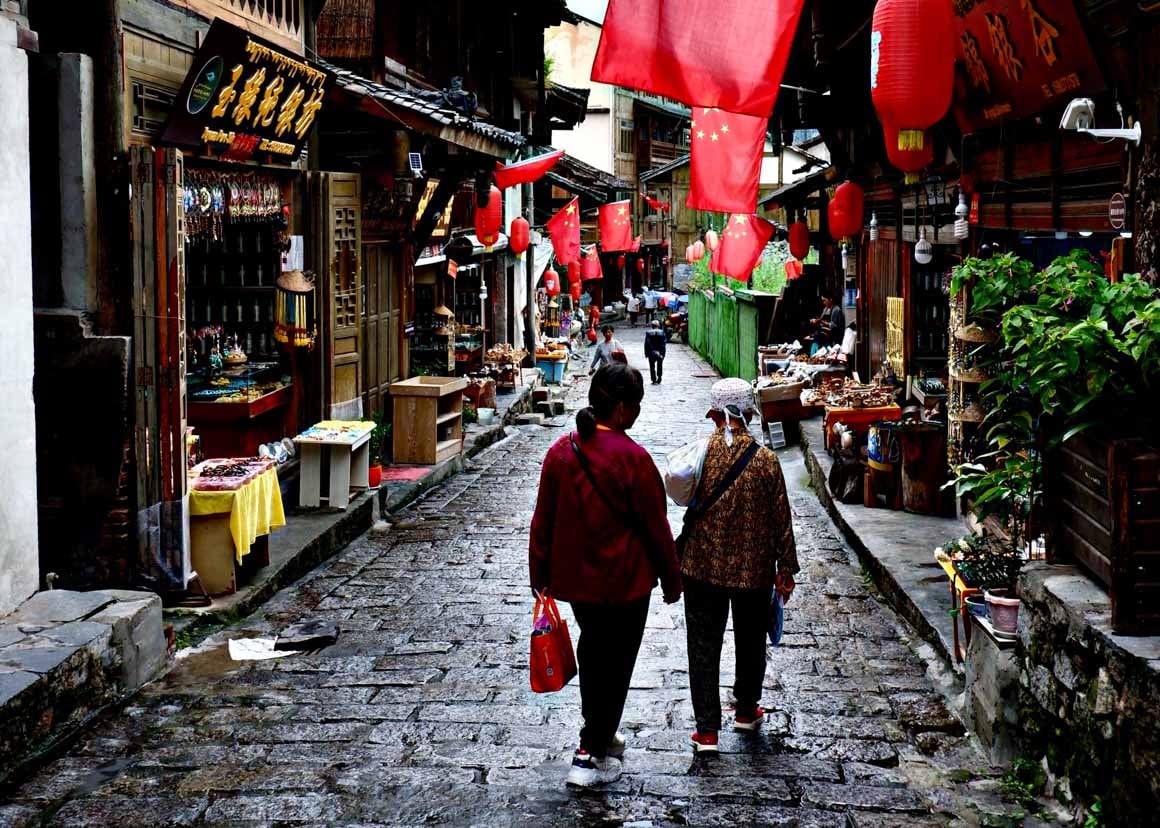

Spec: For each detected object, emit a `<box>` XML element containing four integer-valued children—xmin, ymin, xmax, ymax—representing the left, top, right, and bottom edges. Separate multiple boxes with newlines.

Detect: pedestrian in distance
<box><xmin>678</xmin><ymin>378</ymin><xmax>800</xmax><ymax>754</ymax></box>
<box><xmin>644</xmin><ymin>320</ymin><xmax>667</xmax><ymax>385</ymax></box>
<box><xmin>627</xmin><ymin>293</ymin><xmax>641</xmax><ymax>327</ymax></box>
<box><xmin>643</xmin><ymin>287</ymin><xmax>659</xmax><ymax>324</ymax></box>
<box><xmin>589</xmin><ymin>325</ymin><xmax>624</xmax><ymax>375</ymax></box>
<box><xmin>530</xmin><ymin>363</ymin><xmax>683</xmax><ymax>787</ymax></box>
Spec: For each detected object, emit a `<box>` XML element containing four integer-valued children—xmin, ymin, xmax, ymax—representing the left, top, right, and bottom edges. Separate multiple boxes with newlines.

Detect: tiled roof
<box><xmin>546</xmin><ymin>150</ymin><xmax>629</xmax><ymax>201</ymax></box>
<box><xmin>318</xmin><ymin>59</ymin><xmax>526</xmax><ymax>152</ymax></box>
<box><xmin>639</xmin><ymin>154</ymin><xmax>689</xmax><ymax>183</ymax></box>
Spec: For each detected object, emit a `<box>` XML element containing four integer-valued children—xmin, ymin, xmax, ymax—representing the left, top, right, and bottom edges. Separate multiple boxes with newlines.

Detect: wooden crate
<box><xmin>389</xmin><ymin>376</ymin><xmax>467</xmax><ymax>465</ymax></box>
<box><xmin>1048</xmin><ymin>432</ymin><xmax>1160</xmax><ymax>634</ymax></box>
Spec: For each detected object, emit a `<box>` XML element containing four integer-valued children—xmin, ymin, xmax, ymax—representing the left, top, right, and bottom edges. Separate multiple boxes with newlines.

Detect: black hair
<box><xmin>576</xmin><ymin>363</ymin><xmax>645</xmax><ymax>439</ymax></box>
<box><xmin>601</xmin><ymin>325</ymin><xmax>614</xmax><ymax>335</ymax></box>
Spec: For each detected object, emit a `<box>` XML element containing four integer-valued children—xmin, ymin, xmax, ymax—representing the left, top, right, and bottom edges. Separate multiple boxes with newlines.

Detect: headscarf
<box><xmin>710</xmin><ymin>378</ymin><xmax>755</xmax><ymax>447</ymax></box>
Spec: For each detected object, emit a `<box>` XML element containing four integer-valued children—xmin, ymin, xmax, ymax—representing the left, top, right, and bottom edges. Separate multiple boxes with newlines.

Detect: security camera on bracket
<box><xmin>1059</xmin><ymin>98</ymin><xmax>1142</xmax><ymax>145</ymax></box>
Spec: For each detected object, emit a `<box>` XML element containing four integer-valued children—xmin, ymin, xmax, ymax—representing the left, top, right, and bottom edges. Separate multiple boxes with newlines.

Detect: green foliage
<box><xmin>687</xmin><ymin>239</ymin><xmax>810</xmax><ymax>294</ymax></box>
<box><xmin>952</xmin><ymin>252</ymin><xmax>1037</xmax><ymax>325</ymax></box>
<box><xmin>1000</xmin><ymin>756</ymin><xmax>1047</xmax><ymax>816</ymax></box>
<box><xmin>369</xmin><ymin>410</ymin><xmax>390</xmax><ymax>464</ymax></box>
<box><xmin>462</xmin><ymin>402</ymin><xmax>478</xmax><ymax>424</ymax></box>
<box><xmin>543</xmin><ymin>55</ymin><xmax>555</xmax><ymax>83</ymax></box>
<box><xmin>945</xmin><ymin>533</ymin><xmax>1025</xmax><ymax>591</ymax></box>
<box><xmin>1083</xmin><ymin>796</ymin><xmax>1105</xmax><ymax>828</ymax></box>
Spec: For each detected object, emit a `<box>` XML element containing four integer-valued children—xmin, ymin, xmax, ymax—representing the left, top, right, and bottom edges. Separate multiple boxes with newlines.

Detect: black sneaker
<box><xmin>565</xmin><ymin>749</ymin><xmax>623</xmax><ymax>787</ymax></box>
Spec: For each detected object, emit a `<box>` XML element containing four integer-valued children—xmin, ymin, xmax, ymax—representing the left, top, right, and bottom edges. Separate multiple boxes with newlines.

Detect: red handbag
<box><xmin>529</xmin><ymin>592</ymin><xmax>577</xmax><ymax>693</ymax></box>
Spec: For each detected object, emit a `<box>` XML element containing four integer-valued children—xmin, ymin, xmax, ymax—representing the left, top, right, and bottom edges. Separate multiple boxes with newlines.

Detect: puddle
<box><xmin>165</xmin><ymin>641</ymin><xmax>238</xmax><ymax>685</ymax></box>
<box><xmin>66</xmin><ymin>757</ymin><xmax>137</xmax><ymax>799</ymax></box>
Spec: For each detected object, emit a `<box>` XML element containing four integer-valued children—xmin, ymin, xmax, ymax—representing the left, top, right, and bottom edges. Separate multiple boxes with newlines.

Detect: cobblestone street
<box><xmin>1</xmin><ymin>328</ymin><xmax>1025</xmax><ymax>827</ymax></box>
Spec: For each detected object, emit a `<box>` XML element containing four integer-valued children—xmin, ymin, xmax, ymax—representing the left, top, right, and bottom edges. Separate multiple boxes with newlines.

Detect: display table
<box><xmin>293</xmin><ymin>420</ymin><xmax>375</xmax><ymax>510</ymax></box>
<box><xmin>390</xmin><ymin>376</ymin><xmax>467</xmax><ymax>465</ymax></box>
<box><xmin>935</xmin><ymin>553</ymin><xmax>983</xmax><ymax>664</ymax></box>
<box><xmin>189</xmin><ymin>461</ymin><xmax>286</xmax><ymax>595</ymax></box>
<box><xmin>823</xmin><ymin>404</ymin><xmax>901</xmax><ymax>450</ymax></box>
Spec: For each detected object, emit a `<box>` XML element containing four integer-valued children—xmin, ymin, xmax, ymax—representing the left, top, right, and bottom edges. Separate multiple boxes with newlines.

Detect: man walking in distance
<box><xmin>644</xmin><ymin>320</ymin><xmax>667</xmax><ymax>385</ymax></box>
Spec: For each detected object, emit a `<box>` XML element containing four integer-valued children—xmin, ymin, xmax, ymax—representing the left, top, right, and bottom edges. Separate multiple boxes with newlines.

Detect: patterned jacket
<box><xmin>680</xmin><ymin>428</ymin><xmax>799</xmax><ymax>589</ymax></box>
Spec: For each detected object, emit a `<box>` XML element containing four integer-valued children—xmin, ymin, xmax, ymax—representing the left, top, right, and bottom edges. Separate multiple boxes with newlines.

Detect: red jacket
<box><xmin>530</xmin><ymin>428</ymin><xmax>681</xmax><ymax>604</ymax></box>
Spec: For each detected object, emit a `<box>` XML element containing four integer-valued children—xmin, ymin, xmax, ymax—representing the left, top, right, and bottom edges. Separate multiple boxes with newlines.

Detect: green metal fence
<box><xmin>687</xmin><ymin>287</ymin><xmax>767</xmax><ymax>380</ymax></box>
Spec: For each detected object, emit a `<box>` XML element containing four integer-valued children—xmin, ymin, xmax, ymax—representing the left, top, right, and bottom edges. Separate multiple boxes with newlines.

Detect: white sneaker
<box><xmin>607</xmin><ymin>731</ymin><xmax>627</xmax><ymax>758</ymax></box>
<box><xmin>565</xmin><ymin>750</ymin><xmax>623</xmax><ymax>787</ymax></box>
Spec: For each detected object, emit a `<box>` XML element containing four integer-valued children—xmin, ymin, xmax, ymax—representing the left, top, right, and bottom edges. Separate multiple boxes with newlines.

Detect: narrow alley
<box><xmin>1</xmin><ymin>331</ymin><xmax>1022</xmax><ymax>826</ymax></box>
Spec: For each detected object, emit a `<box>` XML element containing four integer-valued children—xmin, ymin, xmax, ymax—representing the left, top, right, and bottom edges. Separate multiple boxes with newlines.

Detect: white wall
<box><xmin>0</xmin><ymin>16</ymin><xmax>39</xmax><ymax>615</ymax></box>
<box><xmin>546</xmin><ymin>18</ymin><xmax>615</xmax><ymax>174</ymax></box>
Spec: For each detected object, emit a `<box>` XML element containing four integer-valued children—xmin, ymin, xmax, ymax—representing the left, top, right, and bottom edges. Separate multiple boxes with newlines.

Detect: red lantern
<box><xmin>828</xmin><ymin>182</ymin><xmax>865</xmax><ymax>241</ymax></box>
<box><xmin>473</xmin><ymin>185</ymin><xmax>503</xmax><ymax>249</ymax></box>
<box><xmin>543</xmin><ymin>267</ymin><xmax>560</xmax><ymax>296</ymax></box>
<box><xmin>509</xmin><ymin>216</ymin><xmax>530</xmax><ymax>259</ymax></box>
<box><xmin>636</xmin><ymin>258</ymin><xmax>646</xmax><ymax>274</ymax></box>
<box><xmin>660</xmin><ymin>240</ymin><xmax>669</xmax><ymax>249</ymax></box>
<box><xmin>705</xmin><ymin>230</ymin><xmax>720</xmax><ymax>252</ymax></box>
<box><xmin>788</xmin><ymin>222</ymin><xmax>810</xmax><ymax>261</ymax></box>
<box><xmin>617</xmin><ymin>254</ymin><xmax>626</xmax><ymax>269</ymax></box>
<box><xmin>570</xmin><ymin>277</ymin><xmax>583</xmax><ymax>302</ymax></box>
<box><xmin>871</xmin><ymin>0</ymin><xmax>955</xmax><ymax>152</ymax></box>
<box><xmin>582</xmin><ymin>250</ymin><xmax>602</xmax><ymax>281</ymax></box>
<box><xmin>692</xmin><ymin>240</ymin><xmax>705</xmax><ymax>260</ymax></box>
<box><xmin>883</xmin><ymin>123</ymin><xmax>933</xmax><ymax>184</ymax></box>
<box><xmin>685</xmin><ymin>245</ymin><xmax>695</xmax><ymax>264</ymax></box>
<box><xmin>567</xmin><ymin>260</ymin><xmax>582</xmax><ymax>290</ymax></box>
<box><xmin>587</xmin><ymin>326</ymin><xmax>598</xmax><ymax>343</ymax></box>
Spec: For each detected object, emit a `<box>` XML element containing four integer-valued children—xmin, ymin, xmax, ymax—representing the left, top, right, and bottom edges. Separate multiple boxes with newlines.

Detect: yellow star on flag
<box><xmin>566</xmin><ymin>203</ymin><xmax>576</xmax><ymax>215</ymax></box>
<box><xmin>711</xmin><ymin>133</ymin><xmax>719</xmax><ymax>142</ymax></box>
<box><xmin>697</xmin><ymin>130</ymin><xmax>705</xmax><ymax>140</ymax></box>
<box><xmin>617</xmin><ymin>205</ymin><xmax>626</xmax><ymax>216</ymax></box>
<box><xmin>721</xmin><ymin>124</ymin><xmax>730</xmax><ymax>134</ymax></box>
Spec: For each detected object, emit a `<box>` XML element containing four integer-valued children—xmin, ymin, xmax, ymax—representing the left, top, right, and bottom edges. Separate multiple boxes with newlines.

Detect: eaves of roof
<box><xmin>639</xmin><ymin>154</ymin><xmax>689</xmax><ymax>183</ymax></box>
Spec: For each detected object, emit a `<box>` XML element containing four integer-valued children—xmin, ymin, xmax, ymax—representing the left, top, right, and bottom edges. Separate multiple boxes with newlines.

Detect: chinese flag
<box><xmin>716</xmin><ymin>214</ymin><xmax>775</xmax><ymax>281</ymax></box>
<box><xmin>494</xmin><ymin>149</ymin><xmax>565</xmax><ymax>189</ymax></box>
<box><xmin>641</xmin><ymin>192</ymin><xmax>664</xmax><ymax>211</ymax></box>
<box><xmin>687</xmin><ymin>108</ymin><xmax>767</xmax><ymax>214</ymax></box>
<box><xmin>592</xmin><ymin>0</ymin><xmax>806</xmax><ymax>118</ymax></box>
<box><xmin>546</xmin><ymin>197</ymin><xmax>581</xmax><ymax>265</ymax></box>
<box><xmin>599</xmin><ymin>200</ymin><xmax>634</xmax><ymax>252</ymax></box>
<box><xmin>630</xmin><ymin>235</ymin><xmax>642</xmax><ymax>253</ymax></box>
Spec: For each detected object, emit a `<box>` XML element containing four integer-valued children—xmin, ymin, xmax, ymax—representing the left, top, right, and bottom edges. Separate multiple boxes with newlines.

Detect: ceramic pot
<box><xmin>984</xmin><ymin>589</ymin><xmax>1020</xmax><ymax>633</ymax></box>
<box><xmin>368</xmin><ymin>464</ymin><xmax>383</xmax><ymax>488</ymax></box>
<box><xmin>964</xmin><ymin>594</ymin><xmax>988</xmax><ymax>619</ymax></box>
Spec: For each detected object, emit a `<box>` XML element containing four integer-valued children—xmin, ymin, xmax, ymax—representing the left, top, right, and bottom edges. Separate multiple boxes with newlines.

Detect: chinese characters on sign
<box><xmin>162</xmin><ymin>20</ymin><xmax>332</xmax><ymax>162</ymax></box>
<box><xmin>953</xmin><ymin>0</ymin><xmax>1102</xmax><ymax>131</ymax></box>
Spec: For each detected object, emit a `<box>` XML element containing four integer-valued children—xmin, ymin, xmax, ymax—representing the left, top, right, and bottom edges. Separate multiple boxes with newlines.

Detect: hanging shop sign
<box><xmin>1109</xmin><ymin>193</ymin><xmax>1126</xmax><ymax>230</ymax></box>
<box><xmin>161</xmin><ymin>19</ymin><xmax>332</xmax><ymax>162</ymax></box>
<box><xmin>952</xmin><ymin>0</ymin><xmax>1102</xmax><ymax>132</ymax></box>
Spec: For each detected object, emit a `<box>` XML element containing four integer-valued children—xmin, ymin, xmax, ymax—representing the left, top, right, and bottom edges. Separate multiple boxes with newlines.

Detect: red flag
<box><xmin>641</xmin><ymin>192</ymin><xmax>663</xmax><ymax>211</ymax></box>
<box><xmin>546</xmin><ymin>197</ymin><xmax>581</xmax><ymax>265</ymax></box>
<box><xmin>599</xmin><ymin>200</ymin><xmax>634</xmax><ymax>252</ymax></box>
<box><xmin>494</xmin><ymin>149</ymin><xmax>565</xmax><ymax>189</ymax></box>
<box><xmin>687</xmin><ymin>108</ymin><xmax>767</xmax><ymax>214</ymax></box>
<box><xmin>630</xmin><ymin>235</ymin><xmax>642</xmax><ymax>253</ymax></box>
<box><xmin>716</xmin><ymin>214</ymin><xmax>775</xmax><ymax>281</ymax></box>
<box><xmin>592</xmin><ymin>0</ymin><xmax>806</xmax><ymax>118</ymax></box>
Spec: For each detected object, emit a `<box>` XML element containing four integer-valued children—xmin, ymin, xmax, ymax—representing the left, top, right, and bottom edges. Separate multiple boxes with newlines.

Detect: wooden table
<box><xmin>293</xmin><ymin>421</ymin><xmax>375</xmax><ymax>510</ymax></box>
<box><xmin>823</xmin><ymin>404</ymin><xmax>902</xmax><ymax>450</ymax></box>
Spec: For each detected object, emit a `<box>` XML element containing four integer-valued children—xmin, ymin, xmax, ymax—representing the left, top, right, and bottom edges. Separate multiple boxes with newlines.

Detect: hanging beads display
<box><xmin>184</xmin><ymin>170</ymin><xmax>286</xmax><ymax>240</ymax></box>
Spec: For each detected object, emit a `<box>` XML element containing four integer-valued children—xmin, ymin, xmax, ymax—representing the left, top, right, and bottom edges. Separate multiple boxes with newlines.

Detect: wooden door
<box><xmin>319</xmin><ymin>173</ymin><xmax>363</xmax><ymax>419</ymax></box>
<box><xmin>363</xmin><ymin>242</ymin><xmax>403</xmax><ymax>419</ymax></box>
<box><xmin>868</xmin><ymin>237</ymin><xmax>899</xmax><ymax>377</ymax></box>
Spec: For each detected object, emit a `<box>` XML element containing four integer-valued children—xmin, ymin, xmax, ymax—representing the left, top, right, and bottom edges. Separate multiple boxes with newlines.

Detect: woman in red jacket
<box><xmin>530</xmin><ymin>363</ymin><xmax>682</xmax><ymax>787</ymax></box>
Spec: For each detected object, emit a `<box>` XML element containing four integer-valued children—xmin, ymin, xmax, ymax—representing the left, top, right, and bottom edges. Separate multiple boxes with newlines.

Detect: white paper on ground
<box><xmin>227</xmin><ymin>637</ymin><xmax>303</xmax><ymax>661</ymax></box>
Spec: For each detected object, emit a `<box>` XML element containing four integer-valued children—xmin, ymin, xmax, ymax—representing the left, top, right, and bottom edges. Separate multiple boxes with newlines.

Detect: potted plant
<box><xmin>944</xmin><ymin>533</ymin><xmax>1024</xmax><ymax>630</ymax></box>
<box><xmin>368</xmin><ymin>410</ymin><xmax>388</xmax><ymax>488</ymax></box>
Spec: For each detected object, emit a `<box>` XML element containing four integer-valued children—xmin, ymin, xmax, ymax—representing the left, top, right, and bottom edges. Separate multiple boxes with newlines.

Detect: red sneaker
<box><xmin>733</xmin><ymin>706</ymin><xmax>765</xmax><ymax>732</ymax></box>
<box><xmin>690</xmin><ymin>731</ymin><xmax>719</xmax><ymax>754</ymax></box>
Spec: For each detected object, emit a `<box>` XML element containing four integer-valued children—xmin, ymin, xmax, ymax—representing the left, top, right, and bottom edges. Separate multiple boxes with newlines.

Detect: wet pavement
<box><xmin>0</xmin><ymin>326</ymin><xmax>1027</xmax><ymax>826</ymax></box>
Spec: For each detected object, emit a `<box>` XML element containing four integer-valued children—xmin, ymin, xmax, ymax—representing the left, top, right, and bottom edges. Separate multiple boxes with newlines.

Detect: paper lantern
<box><xmin>883</xmin><ymin>124</ymin><xmax>933</xmax><ymax>184</ymax></box>
<box><xmin>705</xmin><ymin>230</ymin><xmax>720</xmax><ymax>252</ymax></box>
<box><xmin>473</xmin><ymin>185</ymin><xmax>503</xmax><ymax>249</ymax></box>
<box><xmin>587</xmin><ymin>326</ymin><xmax>598</xmax><ymax>343</ymax></box>
<box><xmin>684</xmin><ymin>245</ymin><xmax>695</xmax><ymax>264</ymax></box>
<box><xmin>788</xmin><ymin>222</ymin><xmax>810</xmax><ymax>261</ymax></box>
<box><xmin>636</xmin><ymin>258</ymin><xmax>645</xmax><ymax>274</ymax></box>
<box><xmin>274</xmin><ymin>269</ymin><xmax>316</xmax><ymax>348</ymax></box>
<box><xmin>570</xmin><ymin>277</ymin><xmax>582</xmax><ymax>302</ymax></box>
<box><xmin>661</xmin><ymin>240</ymin><xmax>669</xmax><ymax>249</ymax></box>
<box><xmin>692</xmin><ymin>240</ymin><xmax>705</xmax><ymax>260</ymax></box>
<box><xmin>509</xmin><ymin>216</ymin><xmax>529</xmax><ymax>259</ymax></box>
<box><xmin>785</xmin><ymin>258</ymin><xmax>803</xmax><ymax>281</ymax></box>
<box><xmin>543</xmin><ymin>267</ymin><xmax>561</xmax><ymax>296</ymax></box>
<box><xmin>567</xmin><ymin>261</ymin><xmax>582</xmax><ymax>291</ymax></box>
<box><xmin>617</xmin><ymin>254</ymin><xmax>626</xmax><ymax>269</ymax></box>
<box><xmin>828</xmin><ymin>182</ymin><xmax>864</xmax><ymax>241</ymax></box>
<box><xmin>871</xmin><ymin>0</ymin><xmax>955</xmax><ymax>151</ymax></box>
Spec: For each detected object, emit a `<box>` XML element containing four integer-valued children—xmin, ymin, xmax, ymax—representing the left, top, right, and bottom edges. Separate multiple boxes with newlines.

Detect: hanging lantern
<box><xmin>570</xmin><ymin>277</ymin><xmax>583</xmax><ymax>302</ymax></box>
<box><xmin>274</xmin><ymin>269</ymin><xmax>317</xmax><ymax>348</ymax></box>
<box><xmin>617</xmin><ymin>253</ymin><xmax>627</xmax><ymax>269</ymax></box>
<box><xmin>883</xmin><ymin>123</ymin><xmax>933</xmax><ymax>184</ymax></box>
<box><xmin>544</xmin><ymin>267</ymin><xmax>561</xmax><ymax>296</ymax></box>
<box><xmin>567</xmin><ymin>261</ymin><xmax>582</xmax><ymax>292</ymax></box>
<box><xmin>636</xmin><ymin>258</ymin><xmax>646</xmax><ymax>274</ymax></box>
<box><xmin>785</xmin><ymin>258</ymin><xmax>804</xmax><ymax>281</ymax></box>
<box><xmin>473</xmin><ymin>185</ymin><xmax>503</xmax><ymax>250</ymax></box>
<box><xmin>914</xmin><ymin>229</ymin><xmax>934</xmax><ymax>264</ymax></box>
<box><xmin>660</xmin><ymin>240</ymin><xmax>669</xmax><ymax>249</ymax></box>
<box><xmin>705</xmin><ymin>230</ymin><xmax>720</xmax><ymax>252</ymax></box>
<box><xmin>509</xmin><ymin>216</ymin><xmax>530</xmax><ymax>259</ymax></box>
<box><xmin>587</xmin><ymin>326</ymin><xmax>598</xmax><ymax>343</ymax></box>
<box><xmin>684</xmin><ymin>245</ymin><xmax>695</xmax><ymax>264</ymax></box>
<box><xmin>869</xmin><ymin>212</ymin><xmax>879</xmax><ymax>242</ymax></box>
<box><xmin>692</xmin><ymin>240</ymin><xmax>705</xmax><ymax>260</ymax></box>
<box><xmin>871</xmin><ymin>0</ymin><xmax>956</xmax><ymax>152</ymax></box>
<box><xmin>828</xmin><ymin>182</ymin><xmax>865</xmax><ymax>241</ymax></box>
<box><xmin>789</xmin><ymin>221</ymin><xmax>810</xmax><ymax>261</ymax></box>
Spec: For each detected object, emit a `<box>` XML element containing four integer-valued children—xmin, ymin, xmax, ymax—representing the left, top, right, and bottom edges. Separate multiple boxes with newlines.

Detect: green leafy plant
<box><xmin>945</xmin><ymin>533</ymin><xmax>1025</xmax><ymax>591</ymax></box>
<box><xmin>463</xmin><ymin>402</ymin><xmax>478</xmax><ymax>424</ymax></box>
<box><xmin>1000</xmin><ymin>757</ymin><xmax>1047</xmax><ymax>816</ymax></box>
<box><xmin>1083</xmin><ymin>796</ymin><xmax>1105</xmax><ymax>828</ymax></box>
<box><xmin>369</xmin><ymin>410</ymin><xmax>390</xmax><ymax>465</ymax></box>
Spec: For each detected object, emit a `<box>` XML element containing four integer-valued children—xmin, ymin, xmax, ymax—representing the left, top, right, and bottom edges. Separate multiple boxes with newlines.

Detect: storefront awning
<box><xmin>319</xmin><ymin>59</ymin><xmax>526</xmax><ymax>159</ymax></box>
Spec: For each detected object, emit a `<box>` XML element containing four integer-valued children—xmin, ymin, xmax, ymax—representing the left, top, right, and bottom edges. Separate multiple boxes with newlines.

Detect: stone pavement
<box><xmin>0</xmin><ymin>327</ymin><xmax>1028</xmax><ymax>827</ymax></box>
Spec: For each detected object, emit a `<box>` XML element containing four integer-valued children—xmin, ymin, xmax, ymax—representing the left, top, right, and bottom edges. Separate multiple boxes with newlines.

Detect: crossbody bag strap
<box><xmin>569</xmin><ymin>433</ymin><xmax>632</xmax><ymax>523</ymax></box>
<box><xmin>685</xmin><ymin>440</ymin><xmax>760</xmax><ymax>524</ymax></box>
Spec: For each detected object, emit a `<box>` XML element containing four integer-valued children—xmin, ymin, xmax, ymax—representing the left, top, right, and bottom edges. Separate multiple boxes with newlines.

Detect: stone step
<box><xmin>515</xmin><ymin>413</ymin><xmax>546</xmax><ymax>426</ymax></box>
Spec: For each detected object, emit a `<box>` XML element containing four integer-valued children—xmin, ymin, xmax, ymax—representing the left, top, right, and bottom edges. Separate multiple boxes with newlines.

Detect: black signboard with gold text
<box><xmin>161</xmin><ymin>19</ymin><xmax>332</xmax><ymax>162</ymax></box>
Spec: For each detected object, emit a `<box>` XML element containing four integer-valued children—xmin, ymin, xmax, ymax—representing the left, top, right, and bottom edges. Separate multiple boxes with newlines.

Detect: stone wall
<box><xmin>1017</xmin><ymin>563</ymin><xmax>1160</xmax><ymax>824</ymax></box>
<box><xmin>0</xmin><ymin>14</ymin><xmax>39</xmax><ymax>616</ymax></box>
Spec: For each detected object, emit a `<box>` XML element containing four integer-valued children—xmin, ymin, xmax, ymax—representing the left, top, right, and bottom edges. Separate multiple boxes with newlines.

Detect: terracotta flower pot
<box><xmin>984</xmin><ymin>589</ymin><xmax>1020</xmax><ymax>633</ymax></box>
<box><xmin>368</xmin><ymin>464</ymin><xmax>383</xmax><ymax>488</ymax></box>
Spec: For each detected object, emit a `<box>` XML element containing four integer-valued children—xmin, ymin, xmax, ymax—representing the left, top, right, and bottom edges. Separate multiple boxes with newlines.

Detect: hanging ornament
<box><xmin>544</xmin><ymin>267</ymin><xmax>561</xmax><ymax>296</ymax></box>
<box><xmin>914</xmin><ymin>228</ymin><xmax>934</xmax><ymax>264</ymax></box>
<box><xmin>691</xmin><ymin>240</ymin><xmax>705</xmax><ymax>260</ymax></box>
<box><xmin>883</xmin><ymin>123</ymin><xmax>933</xmax><ymax>184</ymax></box>
<box><xmin>473</xmin><ymin>185</ymin><xmax>503</xmax><ymax>250</ymax></box>
<box><xmin>828</xmin><ymin>182</ymin><xmax>864</xmax><ymax>241</ymax></box>
<box><xmin>840</xmin><ymin>242</ymin><xmax>850</xmax><ymax>274</ymax></box>
<box><xmin>567</xmin><ymin>261</ymin><xmax>582</xmax><ymax>291</ymax></box>
<box><xmin>789</xmin><ymin>221</ymin><xmax>810</xmax><ymax>261</ymax></box>
<box><xmin>570</xmin><ymin>273</ymin><xmax>583</xmax><ymax>302</ymax></box>
<box><xmin>705</xmin><ymin>230</ymin><xmax>720</xmax><ymax>252</ymax></box>
<box><xmin>684</xmin><ymin>245</ymin><xmax>695</xmax><ymax>264</ymax></box>
<box><xmin>954</xmin><ymin>191</ymin><xmax>970</xmax><ymax>240</ymax></box>
<box><xmin>509</xmin><ymin>216</ymin><xmax>530</xmax><ymax>259</ymax></box>
<box><xmin>869</xmin><ymin>212</ymin><xmax>879</xmax><ymax>242</ymax></box>
<box><xmin>660</xmin><ymin>239</ymin><xmax>669</xmax><ymax>249</ymax></box>
<box><xmin>618</xmin><ymin>253</ymin><xmax>627</xmax><ymax>269</ymax></box>
<box><xmin>636</xmin><ymin>258</ymin><xmax>646</xmax><ymax>274</ymax></box>
<box><xmin>274</xmin><ymin>269</ymin><xmax>317</xmax><ymax>349</ymax></box>
<box><xmin>871</xmin><ymin>0</ymin><xmax>956</xmax><ymax>152</ymax></box>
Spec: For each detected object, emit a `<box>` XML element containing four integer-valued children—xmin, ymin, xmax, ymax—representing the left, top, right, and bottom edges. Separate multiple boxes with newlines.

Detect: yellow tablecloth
<box><xmin>189</xmin><ymin>467</ymin><xmax>286</xmax><ymax>563</ymax></box>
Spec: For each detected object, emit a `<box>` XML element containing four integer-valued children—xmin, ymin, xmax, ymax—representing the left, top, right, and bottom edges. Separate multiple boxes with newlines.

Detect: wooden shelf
<box><xmin>436</xmin><ymin>411</ymin><xmax>462</xmax><ymax>425</ymax></box>
<box><xmin>434</xmin><ymin>438</ymin><xmax>462</xmax><ymax>463</ymax></box>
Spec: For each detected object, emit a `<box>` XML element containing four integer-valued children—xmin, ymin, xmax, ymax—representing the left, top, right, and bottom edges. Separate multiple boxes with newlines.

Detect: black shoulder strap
<box><xmin>570</xmin><ymin>433</ymin><xmax>631</xmax><ymax>524</ymax></box>
<box><xmin>686</xmin><ymin>439</ymin><xmax>760</xmax><ymax>520</ymax></box>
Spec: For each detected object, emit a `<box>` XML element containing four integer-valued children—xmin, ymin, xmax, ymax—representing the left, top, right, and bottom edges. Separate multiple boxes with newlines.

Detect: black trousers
<box><xmin>570</xmin><ymin>596</ymin><xmax>650</xmax><ymax>757</ymax></box>
<box><xmin>648</xmin><ymin>355</ymin><xmax>664</xmax><ymax>383</ymax></box>
<box><xmin>684</xmin><ymin>577</ymin><xmax>770</xmax><ymax>734</ymax></box>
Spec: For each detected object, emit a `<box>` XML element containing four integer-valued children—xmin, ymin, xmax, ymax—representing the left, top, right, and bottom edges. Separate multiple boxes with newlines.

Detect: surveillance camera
<box><xmin>1060</xmin><ymin>98</ymin><xmax>1095</xmax><ymax>131</ymax></box>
